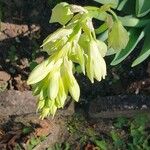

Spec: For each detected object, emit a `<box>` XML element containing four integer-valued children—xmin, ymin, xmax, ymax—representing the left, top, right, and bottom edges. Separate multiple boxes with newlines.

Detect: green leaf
<box><xmin>95</xmin><ymin>23</ymin><xmax>108</xmax><ymax>34</ymax></box>
<box><xmin>136</xmin><ymin>0</ymin><xmax>150</xmax><ymax>17</ymax></box>
<box><xmin>94</xmin><ymin>0</ymin><xmax>119</xmax><ymax>8</ymax></box>
<box><xmin>117</xmin><ymin>0</ymin><xmax>128</xmax><ymax>11</ymax></box>
<box><xmin>111</xmin><ymin>28</ymin><xmax>145</xmax><ymax>65</ymax></box>
<box><xmin>50</xmin><ymin>2</ymin><xmax>73</xmax><ymax>25</ymax></box>
<box><xmin>97</xmin><ymin>30</ymin><xmax>108</xmax><ymax>42</ymax></box>
<box><xmin>117</xmin><ymin>0</ymin><xmax>135</xmax><ymax>15</ymax></box>
<box><xmin>132</xmin><ymin>25</ymin><xmax>150</xmax><ymax>67</ymax></box>
<box><xmin>118</xmin><ymin>15</ymin><xmax>150</xmax><ymax>27</ymax></box>
<box><xmin>95</xmin><ymin>140</ymin><xmax>107</xmax><ymax>150</ymax></box>
<box><xmin>22</xmin><ymin>127</ymin><xmax>33</xmax><ymax>134</ymax></box>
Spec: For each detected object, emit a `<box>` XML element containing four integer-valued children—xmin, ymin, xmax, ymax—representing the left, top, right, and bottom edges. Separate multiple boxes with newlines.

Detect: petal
<box><xmin>37</xmin><ymin>99</ymin><xmax>45</xmax><ymax>110</ymax></box>
<box><xmin>96</xmin><ymin>40</ymin><xmax>107</xmax><ymax>57</ymax></box>
<box><xmin>40</xmin><ymin>107</ymin><xmax>50</xmax><ymax>119</ymax></box>
<box><xmin>63</xmin><ymin>58</ymin><xmax>80</xmax><ymax>101</ymax></box>
<box><xmin>68</xmin><ymin>76</ymin><xmax>80</xmax><ymax>102</ymax></box>
<box><xmin>41</xmin><ymin>28</ymin><xmax>73</xmax><ymax>47</ymax></box>
<box><xmin>86</xmin><ymin>57</ymin><xmax>94</xmax><ymax>83</ymax></box>
<box><xmin>55</xmin><ymin>77</ymin><xmax>67</xmax><ymax>108</ymax></box>
<box><xmin>27</xmin><ymin>58</ymin><xmax>54</xmax><ymax>85</ymax></box>
<box><xmin>47</xmin><ymin>71</ymin><xmax>60</xmax><ymax>100</ymax></box>
<box><xmin>108</xmin><ymin>21</ymin><xmax>129</xmax><ymax>51</ymax></box>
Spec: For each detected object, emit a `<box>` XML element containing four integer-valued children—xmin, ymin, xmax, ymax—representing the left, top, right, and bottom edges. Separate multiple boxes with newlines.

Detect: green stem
<box><xmin>108</xmin><ymin>9</ymin><xmax>118</xmax><ymax>21</ymax></box>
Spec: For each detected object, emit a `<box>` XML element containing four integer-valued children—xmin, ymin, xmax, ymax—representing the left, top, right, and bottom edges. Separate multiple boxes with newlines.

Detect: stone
<box><xmin>0</xmin><ymin>71</ymin><xmax>11</xmax><ymax>82</ymax></box>
<box><xmin>88</xmin><ymin>95</ymin><xmax>150</xmax><ymax>119</ymax></box>
<box><xmin>0</xmin><ymin>90</ymin><xmax>36</xmax><ymax>118</ymax></box>
<box><xmin>0</xmin><ymin>90</ymin><xmax>75</xmax><ymax>148</ymax></box>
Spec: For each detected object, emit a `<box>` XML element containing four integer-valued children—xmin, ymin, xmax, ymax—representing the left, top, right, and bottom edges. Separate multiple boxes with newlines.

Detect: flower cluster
<box><xmin>27</xmin><ymin>2</ymin><xmax>129</xmax><ymax>118</ymax></box>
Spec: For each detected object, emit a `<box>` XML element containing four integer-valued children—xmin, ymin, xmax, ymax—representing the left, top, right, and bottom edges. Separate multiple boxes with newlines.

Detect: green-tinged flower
<box><xmin>86</xmin><ymin>39</ymin><xmax>107</xmax><ymax>83</ymax></box>
<box><xmin>50</xmin><ymin>2</ymin><xmax>73</xmax><ymax>25</ymax></box>
<box><xmin>108</xmin><ymin>20</ymin><xmax>129</xmax><ymax>51</ymax></box>
<box><xmin>78</xmin><ymin>33</ymin><xmax>89</xmax><ymax>53</ymax></box>
<box><xmin>69</xmin><ymin>44</ymin><xmax>85</xmax><ymax>74</ymax></box>
<box><xmin>27</xmin><ymin>58</ymin><xmax>55</xmax><ymax>85</ymax></box>
<box><xmin>55</xmin><ymin>77</ymin><xmax>67</xmax><ymax>108</ymax></box>
<box><xmin>82</xmin><ymin>18</ymin><xmax>95</xmax><ymax>38</ymax></box>
<box><xmin>42</xmin><ymin>28</ymin><xmax>73</xmax><ymax>46</ymax></box>
<box><xmin>43</xmin><ymin>37</ymin><xmax>68</xmax><ymax>55</ymax></box>
<box><xmin>45</xmin><ymin>99</ymin><xmax>57</xmax><ymax>116</ymax></box>
<box><xmin>39</xmin><ymin>98</ymin><xmax>58</xmax><ymax>119</ymax></box>
<box><xmin>39</xmin><ymin>86</ymin><xmax>47</xmax><ymax>100</ymax></box>
<box><xmin>62</xmin><ymin>58</ymin><xmax>80</xmax><ymax>102</ymax></box>
<box><xmin>27</xmin><ymin>58</ymin><xmax>62</xmax><ymax>85</ymax></box>
<box><xmin>47</xmin><ymin>70</ymin><xmax>60</xmax><ymax>100</ymax></box>
<box><xmin>40</xmin><ymin>107</ymin><xmax>50</xmax><ymax>119</ymax></box>
<box><xmin>96</xmin><ymin>40</ymin><xmax>107</xmax><ymax>57</ymax></box>
<box><xmin>70</xmin><ymin>5</ymin><xmax>87</xmax><ymax>14</ymax></box>
<box><xmin>37</xmin><ymin>99</ymin><xmax>45</xmax><ymax>110</ymax></box>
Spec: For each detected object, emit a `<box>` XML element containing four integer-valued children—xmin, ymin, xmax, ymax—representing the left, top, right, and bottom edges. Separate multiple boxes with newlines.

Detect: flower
<box><xmin>86</xmin><ymin>39</ymin><xmax>107</xmax><ymax>83</ymax></box>
<box><xmin>61</xmin><ymin>58</ymin><xmax>80</xmax><ymax>102</ymax></box>
<box><xmin>27</xmin><ymin>59</ymin><xmax>62</xmax><ymax>85</ymax></box>
<box><xmin>41</xmin><ymin>28</ymin><xmax>73</xmax><ymax>55</ymax></box>
<box><xmin>108</xmin><ymin>20</ymin><xmax>129</xmax><ymax>51</ymax></box>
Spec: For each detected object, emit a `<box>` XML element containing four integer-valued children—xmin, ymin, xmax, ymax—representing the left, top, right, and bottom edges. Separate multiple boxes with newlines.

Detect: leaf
<box><xmin>94</xmin><ymin>0</ymin><xmax>119</xmax><ymax>8</ymax></box>
<box><xmin>132</xmin><ymin>25</ymin><xmax>150</xmax><ymax>67</ymax></box>
<box><xmin>95</xmin><ymin>140</ymin><xmax>107</xmax><ymax>150</ymax></box>
<box><xmin>117</xmin><ymin>0</ymin><xmax>128</xmax><ymax>11</ymax></box>
<box><xmin>50</xmin><ymin>2</ymin><xmax>73</xmax><ymax>25</ymax></box>
<box><xmin>95</xmin><ymin>22</ymin><xmax>108</xmax><ymax>34</ymax></box>
<box><xmin>111</xmin><ymin>28</ymin><xmax>145</xmax><ymax>65</ymax></box>
<box><xmin>22</xmin><ymin>127</ymin><xmax>33</xmax><ymax>134</ymax></box>
<box><xmin>97</xmin><ymin>30</ymin><xmax>108</xmax><ymax>42</ymax></box>
<box><xmin>117</xmin><ymin>0</ymin><xmax>135</xmax><ymax>14</ymax></box>
<box><xmin>118</xmin><ymin>15</ymin><xmax>150</xmax><ymax>27</ymax></box>
<box><xmin>136</xmin><ymin>0</ymin><xmax>150</xmax><ymax>17</ymax></box>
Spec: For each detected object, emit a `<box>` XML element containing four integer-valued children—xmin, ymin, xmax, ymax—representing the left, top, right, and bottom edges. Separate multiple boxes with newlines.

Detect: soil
<box><xmin>0</xmin><ymin>0</ymin><xmax>150</xmax><ymax>149</ymax></box>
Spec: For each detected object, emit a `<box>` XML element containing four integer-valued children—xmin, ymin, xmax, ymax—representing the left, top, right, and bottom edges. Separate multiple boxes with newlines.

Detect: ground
<box><xmin>0</xmin><ymin>0</ymin><xmax>150</xmax><ymax>149</ymax></box>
